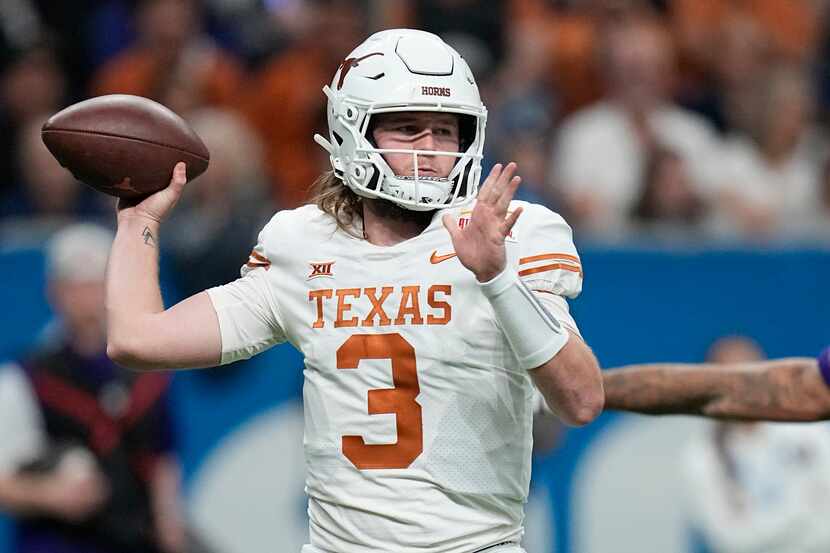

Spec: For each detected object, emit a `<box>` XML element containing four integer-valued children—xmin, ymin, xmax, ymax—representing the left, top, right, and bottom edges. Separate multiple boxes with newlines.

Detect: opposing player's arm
<box><xmin>602</xmin><ymin>358</ymin><xmax>830</xmax><ymax>421</ymax></box>
<box><xmin>107</xmin><ymin>163</ymin><xmax>222</xmax><ymax>370</ymax></box>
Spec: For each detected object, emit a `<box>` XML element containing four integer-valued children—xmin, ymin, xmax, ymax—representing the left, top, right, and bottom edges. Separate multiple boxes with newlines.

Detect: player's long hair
<box><xmin>308</xmin><ymin>171</ymin><xmax>364</xmax><ymax>238</ymax></box>
<box><xmin>308</xmin><ymin>170</ymin><xmax>437</xmax><ymax>237</ymax></box>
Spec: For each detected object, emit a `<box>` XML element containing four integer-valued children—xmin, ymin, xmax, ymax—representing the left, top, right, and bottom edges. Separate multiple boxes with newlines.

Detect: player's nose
<box><xmin>413</xmin><ymin>130</ymin><xmax>437</xmax><ymax>152</ymax></box>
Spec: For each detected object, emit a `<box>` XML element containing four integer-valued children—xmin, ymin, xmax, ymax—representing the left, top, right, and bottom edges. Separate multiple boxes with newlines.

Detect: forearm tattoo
<box><xmin>142</xmin><ymin>226</ymin><xmax>156</xmax><ymax>247</ymax></box>
<box><xmin>603</xmin><ymin>360</ymin><xmax>828</xmax><ymax>421</ymax></box>
<box><xmin>725</xmin><ymin>362</ymin><xmax>827</xmax><ymax>420</ymax></box>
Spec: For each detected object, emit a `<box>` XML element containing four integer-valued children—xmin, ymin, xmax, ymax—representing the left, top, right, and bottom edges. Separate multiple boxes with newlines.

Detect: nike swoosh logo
<box><xmin>430</xmin><ymin>251</ymin><xmax>457</xmax><ymax>264</ymax></box>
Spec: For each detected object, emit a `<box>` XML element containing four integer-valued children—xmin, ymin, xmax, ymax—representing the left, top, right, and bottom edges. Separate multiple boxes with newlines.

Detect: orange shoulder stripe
<box><xmin>249</xmin><ymin>250</ymin><xmax>270</xmax><ymax>263</ymax></box>
<box><xmin>518</xmin><ymin>263</ymin><xmax>582</xmax><ymax>278</ymax></box>
<box><xmin>246</xmin><ymin>249</ymin><xmax>271</xmax><ymax>270</ymax></box>
<box><xmin>519</xmin><ymin>252</ymin><xmax>580</xmax><ymax>265</ymax></box>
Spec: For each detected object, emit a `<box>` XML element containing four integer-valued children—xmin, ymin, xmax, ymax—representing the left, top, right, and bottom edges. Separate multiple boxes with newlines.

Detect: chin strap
<box><xmin>316</xmin><ymin>85</ymin><xmax>338</xmax><ymax>155</ymax></box>
<box><xmin>314</xmin><ymin>134</ymin><xmax>334</xmax><ymax>154</ymax></box>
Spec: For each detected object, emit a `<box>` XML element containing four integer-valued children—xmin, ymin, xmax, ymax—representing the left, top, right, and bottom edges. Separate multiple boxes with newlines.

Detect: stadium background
<box><xmin>1</xmin><ymin>1</ymin><xmax>830</xmax><ymax>552</ymax></box>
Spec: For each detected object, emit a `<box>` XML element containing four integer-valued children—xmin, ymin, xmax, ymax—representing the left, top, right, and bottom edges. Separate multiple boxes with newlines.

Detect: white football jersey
<box><xmin>207</xmin><ymin>200</ymin><xmax>583</xmax><ymax>553</ymax></box>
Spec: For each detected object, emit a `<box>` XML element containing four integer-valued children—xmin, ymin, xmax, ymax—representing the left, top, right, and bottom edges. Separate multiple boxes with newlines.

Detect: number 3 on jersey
<box><xmin>336</xmin><ymin>333</ymin><xmax>423</xmax><ymax>469</ymax></box>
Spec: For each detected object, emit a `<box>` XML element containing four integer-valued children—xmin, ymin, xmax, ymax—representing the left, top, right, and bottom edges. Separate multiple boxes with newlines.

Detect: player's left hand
<box><xmin>442</xmin><ymin>162</ymin><xmax>523</xmax><ymax>282</ymax></box>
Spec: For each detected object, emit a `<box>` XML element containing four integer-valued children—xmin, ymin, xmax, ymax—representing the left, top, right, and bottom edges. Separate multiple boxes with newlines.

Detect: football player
<box><xmin>106</xmin><ymin>29</ymin><xmax>603</xmax><ymax>553</ymax></box>
<box><xmin>602</xmin><ymin>349</ymin><xmax>830</xmax><ymax>421</ymax></box>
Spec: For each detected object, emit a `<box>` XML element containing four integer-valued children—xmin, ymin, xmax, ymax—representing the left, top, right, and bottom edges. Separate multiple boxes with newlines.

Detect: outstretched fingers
<box><xmin>491</xmin><ymin>162</ymin><xmax>516</xmax><ymax>203</ymax></box>
<box><xmin>478</xmin><ymin>163</ymin><xmax>502</xmax><ymax>203</ymax></box>
<box><xmin>502</xmin><ymin>206</ymin><xmax>523</xmax><ymax>236</ymax></box>
<box><xmin>482</xmin><ymin>162</ymin><xmax>516</xmax><ymax>204</ymax></box>
<box><xmin>495</xmin><ymin>175</ymin><xmax>521</xmax><ymax>214</ymax></box>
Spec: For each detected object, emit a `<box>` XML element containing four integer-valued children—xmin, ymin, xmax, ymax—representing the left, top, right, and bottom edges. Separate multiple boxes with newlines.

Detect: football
<box><xmin>41</xmin><ymin>94</ymin><xmax>210</xmax><ymax>199</ymax></box>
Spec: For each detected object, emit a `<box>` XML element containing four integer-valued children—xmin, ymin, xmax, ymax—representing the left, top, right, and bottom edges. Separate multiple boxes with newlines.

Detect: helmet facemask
<box><xmin>363</xmin><ymin>110</ymin><xmax>482</xmax><ymax>211</ymax></box>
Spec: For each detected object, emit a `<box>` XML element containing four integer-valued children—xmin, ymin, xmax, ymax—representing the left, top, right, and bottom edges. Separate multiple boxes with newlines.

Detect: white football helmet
<box><xmin>314</xmin><ymin>29</ymin><xmax>487</xmax><ymax>211</ymax></box>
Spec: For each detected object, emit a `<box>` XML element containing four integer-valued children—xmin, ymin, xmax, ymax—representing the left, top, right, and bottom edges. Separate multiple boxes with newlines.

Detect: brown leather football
<box><xmin>41</xmin><ymin>94</ymin><xmax>210</xmax><ymax>199</ymax></box>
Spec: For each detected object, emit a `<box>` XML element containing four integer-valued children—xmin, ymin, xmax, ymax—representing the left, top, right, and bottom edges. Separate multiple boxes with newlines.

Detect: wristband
<box><xmin>818</xmin><ymin>347</ymin><xmax>830</xmax><ymax>388</ymax></box>
<box><xmin>479</xmin><ymin>267</ymin><xmax>570</xmax><ymax>370</ymax></box>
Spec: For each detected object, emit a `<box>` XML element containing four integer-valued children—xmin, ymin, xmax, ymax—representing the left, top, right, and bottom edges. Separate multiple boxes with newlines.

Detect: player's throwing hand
<box><xmin>116</xmin><ymin>162</ymin><xmax>188</xmax><ymax>224</ymax></box>
<box><xmin>442</xmin><ymin>162</ymin><xmax>523</xmax><ymax>282</ymax></box>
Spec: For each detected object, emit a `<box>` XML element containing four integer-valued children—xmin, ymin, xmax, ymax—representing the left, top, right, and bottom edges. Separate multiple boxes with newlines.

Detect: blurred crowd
<box><xmin>2</xmin><ymin>0</ymin><xmax>830</xmax><ymax>284</ymax></box>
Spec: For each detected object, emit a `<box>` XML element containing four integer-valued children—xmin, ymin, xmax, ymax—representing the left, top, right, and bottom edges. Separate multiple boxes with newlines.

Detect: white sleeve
<box><xmin>534</xmin><ymin>292</ymin><xmax>581</xmax><ymax>338</ymax></box>
<box><xmin>206</xmin><ymin>219</ymin><xmax>287</xmax><ymax>365</ymax></box>
<box><xmin>514</xmin><ymin>202</ymin><xmax>583</xmax><ymax>300</ymax></box>
<box><xmin>0</xmin><ymin>364</ymin><xmax>45</xmax><ymax>473</ymax></box>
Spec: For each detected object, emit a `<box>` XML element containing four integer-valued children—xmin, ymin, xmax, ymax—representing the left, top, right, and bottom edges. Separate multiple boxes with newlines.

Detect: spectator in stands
<box><xmin>815</xmin><ymin>9</ymin><xmax>830</xmax><ymax>126</ymax></box>
<box><xmin>708</xmin><ymin>65</ymin><xmax>824</xmax><ymax>238</ymax></box>
<box><xmin>163</xmin><ymin>108</ymin><xmax>274</xmax><ymax>297</ymax></box>
<box><xmin>0</xmin><ymin>224</ymin><xmax>185</xmax><ymax>553</ymax></box>
<box><xmin>1</xmin><ymin>117</ymin><xmax>79</xmax><ymax>217</ymax></box>
<box><xmin>485</xmin><ymin>21</ymin><xmax>557</xmax><ymax>162</ymax></box>
<box><xmin>242</xmin><ymin>0</ymin><xmax>366</xmax><ymax>208</ymax></box>
<box><xmin>91</xmin><ymin>0</ymin><xmax>244</xmax><ymax>115</ymax></box>
<box><xmin>678</xmin><ymin>15</ymin><xmax>769</xmax><ymax>136</ymax></box>
<box><xmin>551</xmin><ymin>16</ymin><xmax>717</xmax><ymax>234</ymax></box>
<box><xmin>682</xmin><ymin>336</ymin><xmax>830</xmax><ymax>553</ymax></box>
<box><xmin>821</xmin><ymin>159</ymin><xmax>830</xmax><ymax>224</ymax></box>
<box><xmin>371</xmin><ymin>0</ymin><xmax>508</xmax><ymax>69</ymax></box>
<box><xmin>630</xmin><ymin>147</ymin><xmax>706</xmax><ymax>234</ymax></box>
<box><xmin>409</xmin><ymin>0</ymin><xmax>507</xmax><ymax>69</ymax></box>
<box><xmin>671</xmin><ymin>0</ymin><xmax>821</xmax><ymax>70</ymax></box>
<box><xmin>0</xmin><ymin>41</ymin><xmax>67</xmax><ymax>199</ymax></box>
<box><xmin>502</xmin><ymin>133</ymin><xmax>559</xmax><ymax>208</ymax></box>
<box><xmin>475</xmin><ymin>21</ymin><xmax>560</xmax><ymax>208</ymax></box>
<box><xmin>781</xmin><ymin>152</ymin><xmax>830</xmax><ymax>238</ymax></box>
<box><xmin>481</xmin><ymin>20</ymin><xmax>557</xmax><ymax>209</ymax></box>
<box><xmin>0</xmin><ymin>117</ymin><xmax>106</xmax><ymax>245</ymax></box>
<box><xmin>507</xmin><ymin>0</ymin><xmax>658</xmax><ymax>115</ymax></box>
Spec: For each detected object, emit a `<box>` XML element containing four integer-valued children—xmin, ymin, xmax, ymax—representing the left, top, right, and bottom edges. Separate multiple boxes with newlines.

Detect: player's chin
<box><xmin>402</xmin><ymin>171</ymin><xmax>453</xmax><ymax>182</ymax></box>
